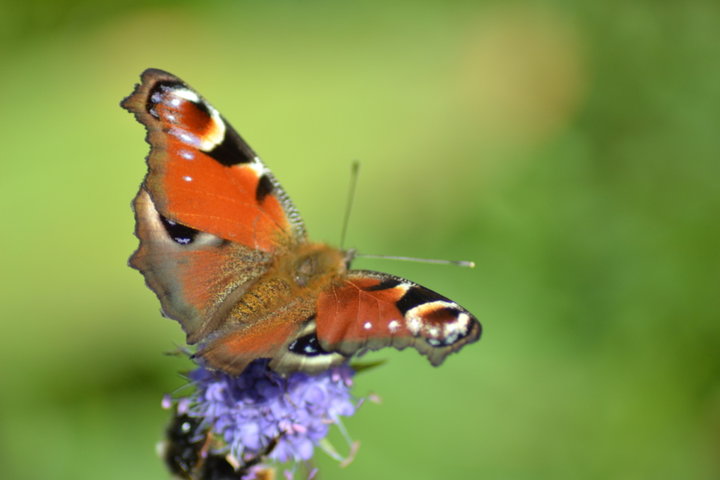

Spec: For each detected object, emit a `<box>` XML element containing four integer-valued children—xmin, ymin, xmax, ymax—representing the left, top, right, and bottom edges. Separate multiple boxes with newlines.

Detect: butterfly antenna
<box><xmin>355</xmin><ymin>253</ymin><xmax>475</xmax><ymax>268</ymax></box>
<box><xmin>339</xmin><ymin>160</ymin><xmax>360</xmax><ymax>250</ymax></box>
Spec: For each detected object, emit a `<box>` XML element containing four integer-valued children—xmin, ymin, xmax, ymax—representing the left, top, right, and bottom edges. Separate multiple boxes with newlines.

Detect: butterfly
<box><xmin>122</xmin><ymin>68</ymin><xmax>481</xmax><ymax>376</ymax></box>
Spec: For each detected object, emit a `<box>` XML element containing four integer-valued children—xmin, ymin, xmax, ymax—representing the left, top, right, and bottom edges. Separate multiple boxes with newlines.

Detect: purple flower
<box><xmin>180</xmin><ymin>360</ymin><xmax>358</xmax><ymax>470</ymax></box>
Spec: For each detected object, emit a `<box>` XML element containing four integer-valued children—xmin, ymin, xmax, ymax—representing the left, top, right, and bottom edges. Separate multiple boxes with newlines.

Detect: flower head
<box><xmin>180</xmin><ymin>359</ymin><xmax>357</xmax><ymax>469</ymax></box>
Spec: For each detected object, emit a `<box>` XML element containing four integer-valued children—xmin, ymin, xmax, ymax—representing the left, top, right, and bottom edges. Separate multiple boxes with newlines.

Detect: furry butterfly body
<box><xmin>123</xmin><ymin>69</ymin><xmax>481</xmax><ymax>375</ymax></box>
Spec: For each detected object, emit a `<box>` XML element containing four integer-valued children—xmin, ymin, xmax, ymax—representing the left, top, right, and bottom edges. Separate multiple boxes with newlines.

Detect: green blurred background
<box><xmin>2</xmin><ymin>0</ymin><xmax>719</xmax><ymax>478</ymax></box>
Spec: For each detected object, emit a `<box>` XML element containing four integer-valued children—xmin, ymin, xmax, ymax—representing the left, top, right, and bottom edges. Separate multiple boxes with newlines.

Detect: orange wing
<box><xmin>315</xmin><ymin>270</ymin><xmax>481</xmax><ymax>366</ymax></box>
<box><xmin>122</xmin><ymin>68</ymin><xmax>304</xmax><ymax>252</ymax></box>
<box><xmin>123</xmin><ymin>69</ymin><xmax>305</xmax><ymax>344</ymax></box>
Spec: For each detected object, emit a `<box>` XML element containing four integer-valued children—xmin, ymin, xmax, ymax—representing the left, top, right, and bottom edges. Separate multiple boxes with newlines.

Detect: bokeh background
<box><xmin>2</xmin><ymin>0</ymin><xmax>719</xmax><ymax>479</ymax></box>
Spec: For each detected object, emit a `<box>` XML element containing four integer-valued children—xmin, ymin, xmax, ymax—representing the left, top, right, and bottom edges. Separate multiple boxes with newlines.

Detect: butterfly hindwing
<box><xmin>315</xmin><ymin>270</ymin><xmax>481</xmax><ymax>366</ymax></box>
<box><xmin>199</xmin><ymin>313</ymin><xmax>346</xmax><ymax>376</ymax></box>
<box><xmin>131</xmin><ymin>189</ymin><xmax>272</xmax><ymax>343</ymax></box>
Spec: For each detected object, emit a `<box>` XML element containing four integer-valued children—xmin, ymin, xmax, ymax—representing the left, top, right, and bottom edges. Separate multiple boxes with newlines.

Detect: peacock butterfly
<box><xmin>122</xmin><ymin>68</ymin><xmax>481</xmax><ymax>375</ymax></box>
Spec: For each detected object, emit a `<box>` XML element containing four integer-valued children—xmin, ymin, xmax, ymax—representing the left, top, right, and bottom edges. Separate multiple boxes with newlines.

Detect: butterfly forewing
<box><xmin>315</xmin><ymin>271</ymin><xmax>481</xmax><ymax>366</ymax></box>
<box><xmin>122</xmin><ymin>68</ymin><xmax>305</xmax><ymax>252</ymax></box>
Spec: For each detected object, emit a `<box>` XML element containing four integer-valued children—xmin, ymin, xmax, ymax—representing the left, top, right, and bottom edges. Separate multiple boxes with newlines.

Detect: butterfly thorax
<box><xmin>225</xmin><ymin>242</ymin><xmax>347</xmax><ymax>324</ymax></box>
